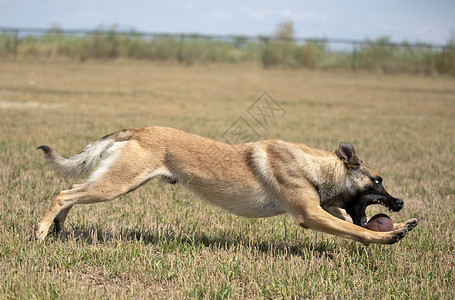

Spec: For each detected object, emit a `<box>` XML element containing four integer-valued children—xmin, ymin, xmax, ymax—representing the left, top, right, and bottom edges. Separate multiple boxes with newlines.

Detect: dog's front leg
<box><xmin>289</xmin><ymin>189</ymin><xmax>418</xmax><ymax>245</ymax></box>
<box><xmin>323</xmin><ymin>206</ymin><xmax>353</xmax><ymax>223</ymax></box>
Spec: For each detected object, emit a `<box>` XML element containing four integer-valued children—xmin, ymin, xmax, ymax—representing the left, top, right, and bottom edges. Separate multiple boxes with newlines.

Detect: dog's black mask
<box><xmin>346</xmin><ymin>190</ymin><xmax>404</xmax><ymax>228</ymax></box>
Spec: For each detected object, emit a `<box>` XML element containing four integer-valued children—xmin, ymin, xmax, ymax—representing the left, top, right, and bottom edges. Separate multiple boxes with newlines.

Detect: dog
<box><xmin>35</xmin><ymin>126</ymin><xmax>418</xmax><ymax>245</ymax></box>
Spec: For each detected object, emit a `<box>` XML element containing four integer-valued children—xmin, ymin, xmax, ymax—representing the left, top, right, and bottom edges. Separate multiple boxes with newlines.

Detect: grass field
<box><xmin>1</xmin><ymin>59</ymin><xmax>454</xmax><ymax>299</ymax></box>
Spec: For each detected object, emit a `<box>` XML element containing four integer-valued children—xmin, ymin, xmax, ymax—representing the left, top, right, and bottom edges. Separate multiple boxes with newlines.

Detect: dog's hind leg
<box><xmin>35</xmin><ymin>176</ymin><xmax>156</xmax><ymax>241</ymax></box>
<box><xmin>35</xmin><ymin>185</ymin><xmax>90</xmax><ymax>240</ymax></box>
<box><xmin>53</xmin><ymin>206</ymin><xmax>72</xmax><ymax>235</ymax></box>
<box><xmin>51</xmin><ymin>184</ymin><xmax>83</xmax><ymax>234</ymax></box>
<box><xmin>35</xmin><ymin>140</ymin><xmax>166</xmax><ymax>241</ymax></box>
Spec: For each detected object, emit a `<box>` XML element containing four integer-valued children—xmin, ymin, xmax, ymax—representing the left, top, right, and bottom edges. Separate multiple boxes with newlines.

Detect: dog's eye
<box><xmin>374</xmin><ymin>178</ymin><xmax>382</xmax><ymax>186</ymax></box>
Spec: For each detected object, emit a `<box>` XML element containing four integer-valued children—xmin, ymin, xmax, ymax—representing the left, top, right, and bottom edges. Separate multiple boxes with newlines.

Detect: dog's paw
<box><xmin>389</xmin><ymin>218</ymin><xmax>419</xmax><ymax>244</ymax></box>
<box><xmin>406</xmin><ymin>218</ymin><xmax>419</xmax><ymax>228</ymax></box>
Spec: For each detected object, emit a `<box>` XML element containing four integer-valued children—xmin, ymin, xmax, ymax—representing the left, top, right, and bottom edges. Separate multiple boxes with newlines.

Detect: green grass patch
<box><xmin>1</xmin><ymin>60</ymin><xmax>454</xmax><ymax>298</ymax></box>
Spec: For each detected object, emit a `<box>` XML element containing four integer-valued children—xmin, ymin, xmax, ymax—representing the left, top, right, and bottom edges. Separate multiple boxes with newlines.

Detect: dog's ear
<box><xmin>335</xmin><ymin>142</ymin><xmax>360</xmax><ymax>168</ymax></box>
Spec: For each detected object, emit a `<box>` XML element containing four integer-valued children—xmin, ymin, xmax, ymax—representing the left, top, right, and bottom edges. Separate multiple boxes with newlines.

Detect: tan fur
<box><xmin>35</xmin><ymin>127</ymin><xmax>418</xmax><ymax>245</ymax></box>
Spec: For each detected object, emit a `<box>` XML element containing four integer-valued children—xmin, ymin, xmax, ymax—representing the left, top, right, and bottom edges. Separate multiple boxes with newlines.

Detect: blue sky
<box><xmin>0</xmin><ymin>0</ymin><xmax>454</xmax><ymax>44</ymax></box>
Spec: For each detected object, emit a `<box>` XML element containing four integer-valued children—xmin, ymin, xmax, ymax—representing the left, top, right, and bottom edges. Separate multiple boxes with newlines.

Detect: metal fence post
<box><xmin>178</xmin><ymin>34</ymin><xmax>184</xmax><ymax>62</ymax></box>
<box><xmin>441</xmin><ymin>46</ymin><xmax>446</xmax><ymax>72</ymax></box>
<box><xmin>95</xmin><ymin>30</ymin><xmax>99</xmax><ymax>58</ymax></box>
<box><xmin>352</xmin><ymin>42</ymin><xmax>357</xmax><ymax>70</ymax></box>
<box><xmin>262</xmin><ymin>37</ymin><xmax>270</xmax><ymax>68</ymax></box>
<box><xmin>13</xmin><ymin>29</ymin><xmax>19</xmax><ymax>56</ymax></box>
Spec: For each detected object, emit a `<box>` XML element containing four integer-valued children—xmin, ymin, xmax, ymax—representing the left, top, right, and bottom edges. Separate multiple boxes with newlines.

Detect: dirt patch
<box><xmin>0</xmin><ymin>100</ymin><xmax>64</xmax><ymax>109</ymax></box>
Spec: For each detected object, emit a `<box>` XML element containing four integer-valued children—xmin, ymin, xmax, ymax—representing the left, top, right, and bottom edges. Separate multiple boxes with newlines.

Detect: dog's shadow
<box><xmin>55</xmin><ymin>224</ymin><xmax>335</xmax><ymax>259</ymax></box>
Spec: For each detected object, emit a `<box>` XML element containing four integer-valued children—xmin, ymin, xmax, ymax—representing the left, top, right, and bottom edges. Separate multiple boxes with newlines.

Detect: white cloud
<box><xmin>185</xmin><ymin>1</ymin><xmax>194</xmax><ymax>9</ymax></box>
<box><xmin>240</xmin><ymin>7</ymin><xmax>327</xmax><ymax>23</ymax></box>
<box><xmin>295</xmin><ymin>12</ymin><xmax>328</xmax><ymax>23</ymax></box>
<box><xmin>209</xmin><ymin>10</ymin><xmax>231</xmax><ymax>20</ymax></box>
<box><xmin>76</xmin><ymin>10</ymin><xmax>99</xmax><ymax>18</ymax></box>
<box><xmin>241</xmin><ymin>7</ymin><xmax>275</xmax><ymax>20</ymax></box>
<box><xmin>281</xmin><ymin>9</ymin><xmax>292</xmax><ymax>19</ymax></box>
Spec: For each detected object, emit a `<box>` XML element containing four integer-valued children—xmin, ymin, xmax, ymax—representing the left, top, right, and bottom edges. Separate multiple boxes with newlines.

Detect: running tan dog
<box><xmin>35</xmin><ymin>127</ymin><xmax>418</xmax><ymax>245</ymax></box>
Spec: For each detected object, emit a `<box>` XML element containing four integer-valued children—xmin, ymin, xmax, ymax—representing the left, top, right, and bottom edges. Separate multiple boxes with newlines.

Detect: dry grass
<box><xmin>1</xmin><ymin>58</ymin><xmax>454</xmax><ymax>299</ymax></box>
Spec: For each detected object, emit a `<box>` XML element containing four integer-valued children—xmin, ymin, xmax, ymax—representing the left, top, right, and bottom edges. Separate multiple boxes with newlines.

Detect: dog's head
<box><xmin>336</xmin><ymin>142</ymin><xmax>404</xmax><ymax>227</ymax></box>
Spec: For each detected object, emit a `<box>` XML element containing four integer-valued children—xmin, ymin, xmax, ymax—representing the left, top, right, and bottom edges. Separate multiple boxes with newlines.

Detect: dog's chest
<box><xmin>318</xmin><ymin>183</ymin><xmax>349</xmax><ymax>209</ymax></box>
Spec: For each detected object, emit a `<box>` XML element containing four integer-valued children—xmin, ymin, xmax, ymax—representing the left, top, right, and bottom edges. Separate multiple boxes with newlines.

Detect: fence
<box><xmin>1</xmin><ymin>26</ymin><xmax>454</xmax><ymax>74</ymax></box>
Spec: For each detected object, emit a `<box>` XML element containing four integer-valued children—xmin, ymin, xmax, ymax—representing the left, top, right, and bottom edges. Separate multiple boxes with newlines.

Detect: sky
<box><xmin>0</xmin><ymin>0</ymin><xmax>454</xmax><ymax>45</ymax></box>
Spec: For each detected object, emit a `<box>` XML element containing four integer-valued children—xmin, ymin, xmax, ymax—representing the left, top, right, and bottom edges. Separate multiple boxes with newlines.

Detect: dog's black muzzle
<box><xmin>364</xmin><ymin>193</ymin><xmax>404</xmax><ymax>212</ymax></box>
<box><xmin>393</xmin><ymin>198</ymin><xmax>404</xmax><ymax>211</ymax></box>
<box><xmin>346</xmin><ymin>191</ymin><xmax>404</xmax><ymax>228</ymax></box>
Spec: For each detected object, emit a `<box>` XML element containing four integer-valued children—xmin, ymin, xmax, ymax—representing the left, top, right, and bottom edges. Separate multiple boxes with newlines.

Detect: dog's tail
<box><xmin>38</xmin><ymin>129</ymin><xmax>133</xmax><ymax>177</ymax></box>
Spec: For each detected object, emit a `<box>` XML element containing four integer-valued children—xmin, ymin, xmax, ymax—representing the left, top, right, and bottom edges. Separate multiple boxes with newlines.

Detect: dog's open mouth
<box><xmin>347</xmin><ymin>192</ymin><xmax>404</xmax><ymax>228</ymax></box>
<box><xmin>368</xmin><ymin>198</ymin><xmax>391</xmax><ymax>210</ymax></box>
<box><xmin>361</xmin><ymin>194</ymin><xmax>403</xmax><ymax>211</ymax></box>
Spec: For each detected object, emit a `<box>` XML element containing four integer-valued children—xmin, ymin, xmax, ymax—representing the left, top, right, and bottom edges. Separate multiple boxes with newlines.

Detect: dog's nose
<box><xmin>395</xmin><ymin>199</ymin><xmax>404</xmax><ymax>210</ymax></box>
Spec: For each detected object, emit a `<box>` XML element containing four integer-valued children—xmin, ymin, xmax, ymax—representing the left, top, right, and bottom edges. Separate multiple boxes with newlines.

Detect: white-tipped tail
<box><xmin>38</xmin><ymin>130</ymin><xmax>132</xmax><ymax>177</ymax></box>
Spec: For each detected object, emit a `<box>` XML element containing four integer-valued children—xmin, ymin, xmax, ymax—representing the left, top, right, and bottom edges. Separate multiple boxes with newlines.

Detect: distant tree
<box><xmin>48</xmin><ymin>23</ymin><xmax>62</xmax><ymax>34</ymax></box>
<box><xmin>274</xmin><ymin>20</ymin><xmax>294</xmax><ymax>42</ymax></box>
